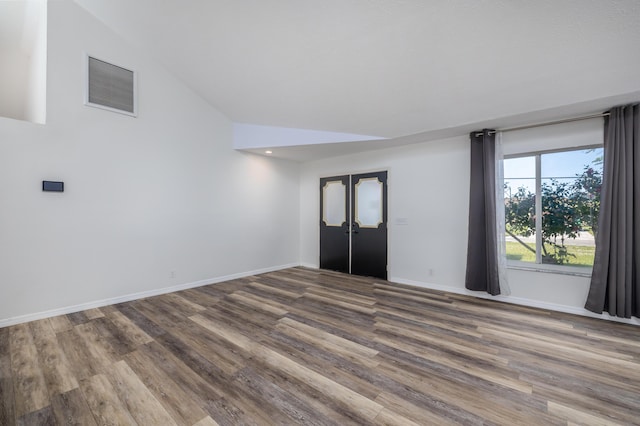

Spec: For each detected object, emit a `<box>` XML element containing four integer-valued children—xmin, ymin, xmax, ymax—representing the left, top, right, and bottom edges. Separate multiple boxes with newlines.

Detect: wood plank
<box><xmin>264</xmin><ymin>328</ymin><xmax>383</xmax><ymax>401</ymax></box>
<box><xmin>547</xmin><ymin>401</ymin><xmax>627</xmax><ymax>426</ymax></box>
<box><xmin>301</xmin><ymin>292</ymin><xmax>377</xmax><ymax>315</ymax></box>
<box><xmin>247</xmin><ymin>281</ymin><xmax>302</xmax><ymax>300</ymax></box>
<box><xmin>9</xmin><ymin>323</ymin><xmax>50</xmax><ymax>417</ymax></box>
<box><xmin>164</xmin><ymin>321</ymin><xmax>245</xmax><ymax>377</ymax></box>
<box><xmin>374</xmin><ymin>299</ymin><xmax>482</xmax><ymax>335</ymax></box>
<box><xmin>230</xmin><ymin>366</ymin><xmax>337</xmax><ymax>426</ymax></box>
<box><xmin>285</xmin><ymin>307</ymin><xmax>377</xmax><ymax>345</ymax></box>
<box><xmin>50</xmin><ymin>388</ymin><xmax>98</xmax><ymax>426</ymax></box>
<box><xmin>193</xmin><ymin>416</ymin><xmax>220</xmax><ymax>426</ymax></box>
<box><xmin>79</xmin><ymin>374</ymin><xmax>138</xmax><ymax>425</ymax></box>
<box><xmin>90</xmin><ymin>316</ymin><xmax>138</xmax><ymax>357</ymax></box>
<box><xmin>179</xmin><ymin>288</ymin><xmax>221</xmax><ymax>308</ymax></box>
<box><xmin>204</xmin><ymin>397</ymin><xmax>262</xmax><ymax>426</ymax></box>
<box><xmin>56</xmin><ymin>328</ymin><xmax>101</xmax><ymax>381</ymax></box>
<box><xmin>373</xmin><ymin>282</ymin><xmax>453</xmax><ymax>302</ymax></box>
<box><xmin>134</xmin><ymin>342</ymin><xmax>224</xmax><ymax>408</ymax></box>
<box><xmin>47</xmin><ymin>315</ymin><xmax>73</xmax><ymax>334</ymax></box>
<box><xmin>105</xmin><ymin>310</ymin><xmax>154</xmax><ymax>347</ymax></box>
<box><xmin>29</xmin><ymin>319</ymin><xmax>79</xmax><ymax>396</ymax></box>
<box><xmin>239</xmin><ymin>351</ymin><xmax>365</xmax><ymax>424</ymax></box>
<box><xmin>373</xmin><ymin>407</ymin><xmax>422</xmax><ymax>426</ymax></box>
<box><xmin>374</xmin><ymin>392</ymin><xmax>462</xmax><ymax>426</ymax></box>
<box><xmin>73</xmin><ymin>321</ymin><xmax>121</xmax><ymax>370</ymax></box>
<box><xmin>114</xmin><ymin>303</ymin><xmax>166</xmax><ymax>338</ymax></box>
<box><xmin>132</xmin><ymin>298</ymin><xmax>191</xmax><ymax>331</ymax></box>
<box><xmin>165</xmin><ymin>292</ymin><xmax>207</xmax><ymax>314</ymax></box>
<box><xmin>107</xmin><ymin>360</ymin><xmax>177</xmax><ymax>425</ymax></box>
<box><xmin>66</xmin><ymin>311</ymin><xmax>90</xmax><ymax>326</ymax></box>
<box><xmin>276</xmin><ymin>317</ymin><xmax>379</xmax><ymax>367</ymax></box>
<box><xmin>373</xmin><ymin>287</ymin><xmax>454</xmax><ymax>308</ymax></box>
<box><xmin>98</xmin><ymin>304</ymin><xmax>119</xmax><ymax>315</ymax></box>
<box><xmin>125</xmin><ymin>349</ymin><xmax>208</xmax><ymax>425</ymax></box>
<box><xmin>83</xmin><ymin>308</ymin><xmax>105</xmax><ymax>320</ymax></box>
<box><xmin>0</xmin><ymin>327</ymin><xmax>16</xmax><ymax>425</ymax></box>
<box><xmin>16</xmin><ymin>405</ymin><xmax>55</xmax><ymax>426</ymax></box>
<box><xmin>306</xmin><ymin>285</ymin><xmax>377</xmax><ymax>306</ymax></box>
<box><xmin>227</xmin><ymin>291</ymin><xmax>289</xmax><ymax>317</ymax></box>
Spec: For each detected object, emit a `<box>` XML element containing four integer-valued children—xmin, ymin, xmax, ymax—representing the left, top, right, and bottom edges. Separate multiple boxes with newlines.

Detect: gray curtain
<box><xmin>585</xmin><ymin>104</ymin><xmax>640</xmax><ymax>318</ymax></box>
<box><xmin>465</xmin><ymin>129</ymin><xmax>501</xmax><ymax>295</ymax></box>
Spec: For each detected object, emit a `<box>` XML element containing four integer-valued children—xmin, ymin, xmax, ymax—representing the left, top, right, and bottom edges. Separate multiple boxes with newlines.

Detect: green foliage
<box><xmin>504</xmin><ymin>162</ymin><xmax>602</xmax><ymax>265</ymax></box>
<box><xmin>505</xmin><ymin>186</ymin><xmax>535</xmax><ymax>237</ymax></box>
<box><xmin>541</xmin><ymin>179</ymin><xmax>580</xmax><ymax>264</ymax></box>
<box><xmin>571</xmin><ymin>165</ymin><xmax>602</xmax><ymax>236</ymax></box>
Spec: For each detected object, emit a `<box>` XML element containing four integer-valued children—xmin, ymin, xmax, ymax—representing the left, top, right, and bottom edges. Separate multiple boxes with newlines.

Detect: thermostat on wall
<box><xmin>42</xmin><ymin>181</ymin><xmax>64</xmax><ymax>192</ymax></box>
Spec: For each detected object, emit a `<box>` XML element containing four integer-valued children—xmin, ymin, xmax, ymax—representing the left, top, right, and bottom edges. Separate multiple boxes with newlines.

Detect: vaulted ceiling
<box><xmin>74</xmin><ymin>0</ymin><xmax>640</xmax><ymax>157</ymax></box>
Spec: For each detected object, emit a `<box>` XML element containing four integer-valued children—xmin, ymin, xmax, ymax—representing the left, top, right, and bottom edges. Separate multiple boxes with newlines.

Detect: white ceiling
<box><xmin>74</xmin><ymin>0</ymin><xmax>640</xmax><ymax>160</ymax></box>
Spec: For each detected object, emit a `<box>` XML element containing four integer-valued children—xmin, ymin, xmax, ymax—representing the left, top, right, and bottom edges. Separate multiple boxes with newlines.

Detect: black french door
<box><xmin>319</xmin><ymin>171</ymin><xmax>387</xmax><ymax>279</ymax></box>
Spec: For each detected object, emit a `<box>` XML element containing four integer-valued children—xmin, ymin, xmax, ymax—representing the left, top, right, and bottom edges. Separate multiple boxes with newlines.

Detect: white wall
<box><xmin>299</xmin><ymin>122</ymin><xmax>636</xmax><ymax>323</ymax></box>
<box><xmin>0</xmin><ymin>0</ymin><xmax>47</xmax><ymax>124</ymax></box>
<box><xmin>0</xmin><ymin>1</ymin><xmax>300</xmax><ymax>325</ymax></box>
<box><xmin>0</xmin><ymin>54</ymin><xmax>29</xmax><ymax>121</ymax></box>
<box><xmin>24</xmin><ymin>0</ymin><xmax>47</xmax><ymax>124</ymax></box>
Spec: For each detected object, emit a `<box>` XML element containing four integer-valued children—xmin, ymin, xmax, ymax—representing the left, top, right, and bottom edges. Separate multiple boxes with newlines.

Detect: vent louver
<box><xmin>86</xmin><ymin>56</ymin><xmax>136</xmax><ymax>116</ymax></box>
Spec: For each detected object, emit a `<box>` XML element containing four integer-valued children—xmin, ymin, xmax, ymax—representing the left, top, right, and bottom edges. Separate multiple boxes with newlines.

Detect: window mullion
<box><xmin>535</xmin><ymin>154</ymin><xmax>543</xmax><ymax>264</ymax></box>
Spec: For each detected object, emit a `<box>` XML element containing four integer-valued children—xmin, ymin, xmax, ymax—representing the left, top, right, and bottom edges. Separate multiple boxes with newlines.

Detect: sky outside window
<box><xmin>504</xmin><ymin>148</ymin><xmax>603</xmax><ymax>194</ymax></box>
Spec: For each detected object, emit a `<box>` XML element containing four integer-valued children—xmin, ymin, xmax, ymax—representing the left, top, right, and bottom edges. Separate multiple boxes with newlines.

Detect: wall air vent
<box><xmin>85</xmin><ymin>55</ymin><xmax>137</xmax><ymax>116</ymax></box>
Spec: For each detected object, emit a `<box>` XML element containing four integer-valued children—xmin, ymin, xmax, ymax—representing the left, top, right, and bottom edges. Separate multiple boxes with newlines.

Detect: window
<box><xmin>503</xmin><ymin>147</ymin><xmax>603</xmax><ymax>271</ymax></box>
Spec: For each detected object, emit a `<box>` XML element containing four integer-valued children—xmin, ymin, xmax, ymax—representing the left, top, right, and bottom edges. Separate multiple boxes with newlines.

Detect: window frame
<box><xmin>503</xmin><ymin>144</ymin><xmax>603</xmax><ymax>277</ymax></box>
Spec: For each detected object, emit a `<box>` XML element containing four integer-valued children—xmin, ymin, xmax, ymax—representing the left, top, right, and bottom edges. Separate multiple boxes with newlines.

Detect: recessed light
<box><xmin>265</xmin><ymin>150</ymin><xmax>273</xmax><ymax>154</ymax></box>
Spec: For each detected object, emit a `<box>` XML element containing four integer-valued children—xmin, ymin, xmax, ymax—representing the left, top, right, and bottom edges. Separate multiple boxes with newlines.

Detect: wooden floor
<box><xmin>1</xmin><ymin>268</ymin><xmax>639</xmax><ymax>425</ymax></box>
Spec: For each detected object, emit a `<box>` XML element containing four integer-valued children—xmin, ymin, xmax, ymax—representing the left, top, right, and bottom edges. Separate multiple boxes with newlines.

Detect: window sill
<box><xmin>507</xmin><ymin>262</ymin><xmax>592</xmax><ymax>278</ymax></box>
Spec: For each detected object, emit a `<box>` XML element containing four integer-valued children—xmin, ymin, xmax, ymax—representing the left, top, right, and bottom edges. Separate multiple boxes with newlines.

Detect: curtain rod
<box><xmin>475</xmin><ymin>112</ymin><xmax>610</xmax><ymax>137</ymax></box>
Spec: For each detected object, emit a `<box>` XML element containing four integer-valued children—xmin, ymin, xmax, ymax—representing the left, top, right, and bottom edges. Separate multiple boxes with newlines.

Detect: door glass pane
<box><xmin>355</xmin><ymin>178</ymin><xmax>382</xmax><ymax>228</ymax></box>
<box><xmin>323</xmin><ymin>181</ymin><xmax>346</xmax><ymax>226</ymax></box>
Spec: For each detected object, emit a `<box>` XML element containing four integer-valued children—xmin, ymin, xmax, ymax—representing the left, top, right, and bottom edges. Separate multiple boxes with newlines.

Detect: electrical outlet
<box><xmin>170</xmin><ymin>270</ymin><xmax>176</xmax><ymax>279</ymax></box>
<box><xmin>427</xmin><ymin>268</ymin><xmax>434</xmax><ymax>277</ymax></box>
<box><xmin>395</xmin><ymin>217</ymin><xmax>409</xmax><ymax>225</ymax></box>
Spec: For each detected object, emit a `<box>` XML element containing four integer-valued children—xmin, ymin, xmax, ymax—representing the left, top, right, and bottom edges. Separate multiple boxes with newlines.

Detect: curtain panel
<box><xmin>465</xmin><ymin>129</ymin><xmax>501</xmax><ymax>295</ymax></box>
<box><xmin>585</xmin><ymin>104</ymin><xmax>640</xmax><ymax>318</ymax></box>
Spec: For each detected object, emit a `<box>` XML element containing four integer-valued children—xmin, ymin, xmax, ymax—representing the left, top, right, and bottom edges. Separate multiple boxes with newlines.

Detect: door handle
<box><xmin>352</xmin><ymin>222</ymin><xmax>359</xmax><ymax>234</ymax></box>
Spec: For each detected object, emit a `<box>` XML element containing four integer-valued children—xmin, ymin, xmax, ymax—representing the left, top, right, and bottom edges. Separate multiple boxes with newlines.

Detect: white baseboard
<box><xmin>0</xmin><ymin>263</ymin><xmax>298</xmax><ymax>328</ymax></box>
<box><xmin>390</xmin><ymin>276</ymin><xmax>640</xmax><ymax>326</ymax></box>
<box><xmin>299</xmin><ymin>262</ymin><xmax>319</xmax><ymax>269</ymax></box>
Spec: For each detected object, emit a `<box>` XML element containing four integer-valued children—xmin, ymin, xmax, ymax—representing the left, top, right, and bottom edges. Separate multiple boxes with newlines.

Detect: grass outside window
<box><xmin>505</xmin><ymin>241</ymin><xmax>595</xmax><ymax>267</ymax></box>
